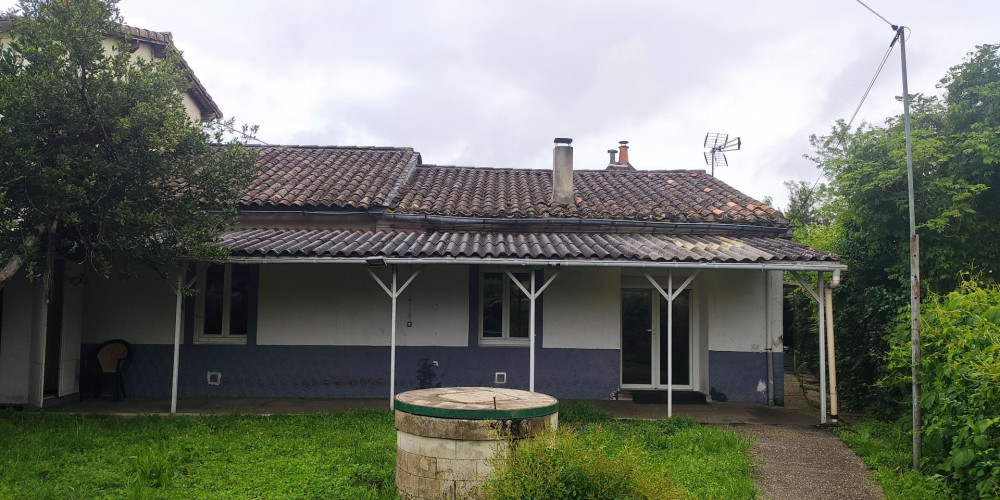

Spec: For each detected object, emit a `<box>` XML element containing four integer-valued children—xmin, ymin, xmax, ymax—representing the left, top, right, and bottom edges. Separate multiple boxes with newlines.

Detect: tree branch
<box><xmin>0</xmin><ymin>234</ymin><xmax>38</xmax><ymax>288</ymax></box>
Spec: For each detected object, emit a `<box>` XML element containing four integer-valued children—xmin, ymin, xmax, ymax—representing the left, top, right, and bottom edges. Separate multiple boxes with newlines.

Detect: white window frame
<box><xmin>194</xmin><ymin>263</ymin><xmax>248</xmax><ymax>345</ymax></box>
<box><xmin>479</xmin><ymin>270</ymin><xmax>530</xmax><ymax>347</ymax></box>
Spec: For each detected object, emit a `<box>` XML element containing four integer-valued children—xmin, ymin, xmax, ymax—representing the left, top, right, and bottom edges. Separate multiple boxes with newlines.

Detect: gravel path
<box><xmin>737</xmin><ymin>371</ymin><xmax>885</xmax><ymax>500</ymax></box>
<box><xmin>742</xmin><ymin>425</ymin><xmax>884</xmax><ymax>500</ymax></box>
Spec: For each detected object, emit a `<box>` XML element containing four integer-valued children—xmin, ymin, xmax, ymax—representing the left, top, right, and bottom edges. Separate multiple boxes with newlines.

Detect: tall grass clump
<box><xmin>480</xmin><ymin>426</ymin><xmax>686</xmax><ymax>500</ymax></box>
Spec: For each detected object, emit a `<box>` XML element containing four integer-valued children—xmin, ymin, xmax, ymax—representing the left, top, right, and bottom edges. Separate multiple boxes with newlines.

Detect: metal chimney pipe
<box><xmin>607</xmin><ymin>149</ymin><xmax>618</xmax><ymax>164</ymax></box>
<box><xmin>618</xmin><ymin>141</ymin><xmax>629</xmax><ymax>165</ymax></box>
<box><xmin>552</xmin><ymin>138</ymin><xmax>573</xmax><ymax>205</ymax></box>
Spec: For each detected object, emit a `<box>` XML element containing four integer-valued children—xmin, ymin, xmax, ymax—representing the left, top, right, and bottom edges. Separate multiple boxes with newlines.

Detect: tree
<box><xmin>0</xmin><ymin>0</ymin><xmax>259</xmax><ymax>287</ymax></box>
<box><xmin>798</xmin><ymin>44</ymin><xmax>1000</xmax><ymax>413</ymax></box>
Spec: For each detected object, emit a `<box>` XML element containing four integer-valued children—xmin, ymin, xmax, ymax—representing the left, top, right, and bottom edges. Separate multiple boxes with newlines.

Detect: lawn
<box><xmin>0</xmin><ymin>404</ymin><xmax>755</xmax><ymax>499</ymax></box>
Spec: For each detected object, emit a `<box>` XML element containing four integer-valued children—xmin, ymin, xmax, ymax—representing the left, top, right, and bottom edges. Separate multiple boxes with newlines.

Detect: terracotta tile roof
<box><xmin>390</xmin><ymin>166</ymin><xmax>787</xmax><ymax>226</ymax></box>
<box><xmin>221</xmin><ymin>228</ymin><xmax>838</xmax><ymax>264</ymax></box>
<box><xmin>241</xmin><ymin>146</ymin><xmax>418</xmax><ymax>210</ymax></box>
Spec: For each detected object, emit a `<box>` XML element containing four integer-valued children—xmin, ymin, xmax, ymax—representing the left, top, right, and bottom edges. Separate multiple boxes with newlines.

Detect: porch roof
<box><xmin>220</xmin><ymin>228</ymin><xmax>844</xmax><ymax>270</ymax></box>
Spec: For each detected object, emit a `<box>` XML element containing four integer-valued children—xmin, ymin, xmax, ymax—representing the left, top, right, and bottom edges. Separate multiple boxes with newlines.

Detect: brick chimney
<box><xmin>552</xmin><ymin>138</ymin><xmax>573</xmax><ymax>205</ymax></box>
<box><xmin>618</xmin><ymin>140</ymin><xmax>629</xmax><ymax>165</ymax></box>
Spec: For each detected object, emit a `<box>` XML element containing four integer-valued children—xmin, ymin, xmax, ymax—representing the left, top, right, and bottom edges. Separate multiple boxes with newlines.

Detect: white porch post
<box><xmin>507</xmin><ymin>270</ymin><xmax>559</xmax><ymax>393</ymax></box>
<box><xmin>645</xmin><ymin>270</ymin><xmax>699</xmax><ymax>418</ymax></box>
<box><xmin>817</xmin><ymin>272</ymin><xmax>827</xmax><ymax>424</ymax></box>
<box><xmin>390</xmin><ymin>267</ymin><xmax>398</xmax><ymax>409</ymax></box>
<box><xmin>170</xmin><ymin>270</ymin><xmax>183</xmax><ymax>414</ymax></box>
<box><xmin>791</xmin><ymin>271</ymin><xmax>829</xmax><ymax>424</ymax></box>
<box><xmin>369</xmin><ymin>265</ymin><xmax>420</xmax><ymax>409</ymax></box>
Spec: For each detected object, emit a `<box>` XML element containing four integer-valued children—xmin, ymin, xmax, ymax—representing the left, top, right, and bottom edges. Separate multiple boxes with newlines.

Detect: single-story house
<box><xmin>1</xmin><ymin>136</ymin><xmax>844</xmax><ymax>417</ymax></box>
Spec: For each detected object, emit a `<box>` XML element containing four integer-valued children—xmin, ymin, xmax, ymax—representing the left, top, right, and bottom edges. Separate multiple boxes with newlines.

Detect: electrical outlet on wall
<box><xmin>495</xmin><ymin>372</ymin><xmax>507</xmax><ymax>385</ymax></box>
<box><xmin>207</xmin><ymin>371</ymin><xmax>222</xmax><ymax>386</ymax></box>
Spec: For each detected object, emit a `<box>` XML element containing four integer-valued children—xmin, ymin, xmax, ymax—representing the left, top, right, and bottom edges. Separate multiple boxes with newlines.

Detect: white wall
<box><xmin>700</xmin><ymin>269</ymin><xmax>769</xmax><ymax>352</ymax></box>
<box><xmin>257</xmin><ymin>264</ymin><xmax>468</xmax><ymax>347</ymax></box>
<box><xmin>82</xmin><ymin>269</ymin><xmax>177</xmax><ymax>345</ymax></box>
<box><xmin>0</xmin><ymin>275</ymin><xmax>32</xmax><ymax>404</ymax></box>
<box><xmin>542</xmin><ymin>267</ymin><xmax>620</xmax><ymax>349</ymax></box>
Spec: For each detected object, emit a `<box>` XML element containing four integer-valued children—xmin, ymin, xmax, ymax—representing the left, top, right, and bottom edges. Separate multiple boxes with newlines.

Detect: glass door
<box><xmin>621</xmin><ymin>287</ymin><xmax>693</xmax><ymax>389</ymax></box>
<box><xmin>621</xmin><ymin>289</ymin><xmax>653</xmax><ymax>386</ymax></box>
<box><xmin>659</xmin><ymin>290</ymin><xmax>691</xmax><ymax>387</ymax></box>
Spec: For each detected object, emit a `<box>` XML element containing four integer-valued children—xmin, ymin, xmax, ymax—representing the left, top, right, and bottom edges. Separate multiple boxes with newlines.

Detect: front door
<box><xmin>621</xmin><ymin>288</ymin><xmax>692</xmax><ymax>389</ymax></box>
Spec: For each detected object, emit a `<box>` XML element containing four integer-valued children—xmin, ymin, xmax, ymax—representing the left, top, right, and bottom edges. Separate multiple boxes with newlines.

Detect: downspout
<box><xmin>826</xmin><ymin>269</ymin><xmax>841</xmax><ymax>424</ymax></box>
<box><xmin>765</xmin><ymin>271</ymin><xmax>774</xmax><ymax>405</ymax></box>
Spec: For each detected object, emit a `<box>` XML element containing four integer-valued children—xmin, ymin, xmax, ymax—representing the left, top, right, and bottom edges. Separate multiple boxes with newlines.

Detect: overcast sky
<box><xmin>10</xmin><ymin>1</ymin><xmax>1000</xmax><ymax>208</ymax></box>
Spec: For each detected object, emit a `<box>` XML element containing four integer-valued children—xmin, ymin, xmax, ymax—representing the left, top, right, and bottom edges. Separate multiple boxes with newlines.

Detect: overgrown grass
<box><xmin>487</xmin><ymin>403</ymin><xmax>756</xmax><ymax>499</ymax></box>
<box><xmin>834</xmin><ymin>420</ymin><xmax>952</xmax><ymax>500</ymax></box>
<box><xmin>0</xmin><ymin>403</ymin><xmax>755</xmax><ymax>499</ymax></box>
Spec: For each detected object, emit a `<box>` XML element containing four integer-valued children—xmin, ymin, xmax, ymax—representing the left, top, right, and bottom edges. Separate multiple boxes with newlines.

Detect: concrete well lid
<box><xmin>394</xmin><ymin>387</ymin><xmax>558</xmax><ymax>420</ymax></box>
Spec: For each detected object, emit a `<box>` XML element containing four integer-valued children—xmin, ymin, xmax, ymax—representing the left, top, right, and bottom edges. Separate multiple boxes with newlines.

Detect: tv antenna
<box><xmin>703</xmin><ymin>133</ymin><xmax>741</xmax><ymax>176</ymax></box>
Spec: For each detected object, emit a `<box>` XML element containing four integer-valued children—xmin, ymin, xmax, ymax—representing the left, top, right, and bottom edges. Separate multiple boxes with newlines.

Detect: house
<box><xmin>0</xmin><ymin>24</ymin><xmax>844</xmax><ymax>417</ymax></box>
<box><xmin>1</xmin><ymin>134</ymin><xmax>844</xmax><ymax>416</ymax></box>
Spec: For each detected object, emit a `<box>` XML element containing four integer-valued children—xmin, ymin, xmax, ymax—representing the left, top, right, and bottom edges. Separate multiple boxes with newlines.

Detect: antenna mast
<box><xmin>703</xmin><ymin>133</ymin><xmax>742</xmax><ymax>176</ymax></box>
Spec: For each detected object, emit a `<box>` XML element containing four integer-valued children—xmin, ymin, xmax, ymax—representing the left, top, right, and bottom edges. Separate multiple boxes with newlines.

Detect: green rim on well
<box><xmin>393</xmin><ymin>399</ymin><xmax>559</xmax><ymax>420</ymax></box>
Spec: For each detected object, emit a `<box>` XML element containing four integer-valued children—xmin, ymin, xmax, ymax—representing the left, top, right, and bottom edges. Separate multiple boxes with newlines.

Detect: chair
<box><xmin>95</xmin><ymin>339</ymin><xmax>131</xmax><ymax>401</ymax></box>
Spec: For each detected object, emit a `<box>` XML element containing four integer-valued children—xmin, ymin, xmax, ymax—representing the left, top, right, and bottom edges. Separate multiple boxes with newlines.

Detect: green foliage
<box><xmin>835</xmin><ymin>420</ymin><xmax>951</xmax><ymax>500</ymax></box>
<box><xmin>0</xmin><ymin>0</ymin><xmax>259</xmax><ymax>284</ymax></box>
<box><xmin>884</xmin><ymin>278</ymin><xmax>1000</xmax><ymax>498</ymax></box>
<box><xmin>482</xmin><ymin>413</ymin><xmax>756</xmax><ymax>500</ymax></box>
<box><xmin>788</xmin><ymin>44</ymin><xmax>1000</xmax><ymax>413</ymax></box>
<box><xmin>482</xmin><ymin>426</ymin><xmax>686</xmax><ymax>500</ymax></box>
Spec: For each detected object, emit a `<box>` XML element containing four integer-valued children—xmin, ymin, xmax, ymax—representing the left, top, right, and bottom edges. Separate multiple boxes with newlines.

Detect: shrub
<box><xmin>885</xmin><ymin>277</ymin><xmax>1000</xmax><ymax>498</ymax></box>
<box><xmin>479</xmin><ymin>426</ymin><xmax>686</xmax><ymax>500</ymax></box>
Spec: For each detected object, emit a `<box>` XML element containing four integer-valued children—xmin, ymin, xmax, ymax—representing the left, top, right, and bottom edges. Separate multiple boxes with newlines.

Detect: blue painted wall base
<box><xmin>80</xmin><ymin>345</ymin><xmax>783</xmax><ymax>403</ymax></box>
<box><xmin>81</xmin><ymin>344</ymin><xmax>621</xmax><ymax>400</ymax></box>
<box><xmin>708</xmin><ymin>350</ymin><xmax>784</xmax><ymax>404</ymax></box>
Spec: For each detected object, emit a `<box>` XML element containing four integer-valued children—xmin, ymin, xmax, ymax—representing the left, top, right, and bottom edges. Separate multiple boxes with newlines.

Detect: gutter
<box><xmin>223</xmin><ymin>255</ymin><xmax>847</xmax><ymax>272</ymax></box>
<box><xmin>236</xmin><ymin>210</ymin><xmax>790</xmax><ymax>237</ymax></box>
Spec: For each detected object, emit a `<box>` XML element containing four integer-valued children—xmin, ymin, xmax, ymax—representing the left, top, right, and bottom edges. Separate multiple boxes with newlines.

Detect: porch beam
<box><xmin>369</xmin><ymin>266</ymin><xmax>422</xmax><ymax>409</ymax></box>
<box><xmin>505</xmin><ymin>270</ymin><xmax>560</xmax><ymax>392</ymax></box>
<box><xmin>789</xmin><ymin>271</ymin><xmax>821</xmax><ymax>303</ymax></box>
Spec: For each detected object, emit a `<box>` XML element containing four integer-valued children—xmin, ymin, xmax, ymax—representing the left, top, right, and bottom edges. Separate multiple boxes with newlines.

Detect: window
<box><xmin>480</xmin><ymin>271</ymin><xmax>530</xmax><ymax>344</ymax></box>
<box><xmin>195</xmin><ymin>263</ymin><xmax>252</xmax><ymax>344</ymax></box>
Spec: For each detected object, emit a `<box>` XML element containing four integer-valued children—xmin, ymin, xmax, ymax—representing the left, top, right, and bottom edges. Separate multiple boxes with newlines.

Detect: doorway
<box><xmin>621</xmin><ymin>288</ymin><xmax>692</xmax><ymax>389</ymax></box>
<box><xmin>43</xmin><ymin>260</ymin><xmax>65</xmax><ymax>398</ymax></box>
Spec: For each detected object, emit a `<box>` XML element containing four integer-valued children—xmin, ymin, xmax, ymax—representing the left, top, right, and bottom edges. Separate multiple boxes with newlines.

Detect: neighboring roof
<box><xmin>121</xmin><ymin>26</ymin><xmax>222</xmax><ymax>121</ymax></box>
<box><xmin>0</xmin><ymin>20</ymin><xmax>221</xmax><ymax>120</ymax></box>
<box><xmin>221</xmin><ymin>228</ymin><xmax>838</xmax><ymax>266</ymax></box>
<box><xmin>392</xmin><ymin>165</ymin><xmax>787</xmax><ymax>226</ymax></box>
<box><xmin>241</xmin><ymin>146</ymin><xmax>419</xmax><ymax>210</ymax></box>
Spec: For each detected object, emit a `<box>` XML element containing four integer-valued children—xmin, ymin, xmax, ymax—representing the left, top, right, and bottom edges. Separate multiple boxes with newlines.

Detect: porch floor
<box><xmin>41</xmin><ymin>396</ymin><xmax>817</xmax><ymax>426</ymax></box>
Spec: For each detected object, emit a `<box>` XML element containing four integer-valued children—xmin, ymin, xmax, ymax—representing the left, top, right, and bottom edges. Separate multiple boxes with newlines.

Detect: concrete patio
<box><xmin>34</xmin><ymin>395</ymin><xmax>817</xmax><ymax>426</ymax></box>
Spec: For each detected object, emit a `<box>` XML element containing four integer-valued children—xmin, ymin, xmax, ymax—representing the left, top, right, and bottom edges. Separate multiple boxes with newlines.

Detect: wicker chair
<box><xmin>95</xmin><ymin>339</ymin><xmax>131</xmax><ymax>401</ymax></box>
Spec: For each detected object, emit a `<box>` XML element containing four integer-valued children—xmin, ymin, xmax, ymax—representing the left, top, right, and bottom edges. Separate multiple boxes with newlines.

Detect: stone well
<box><xmin>394</xmin><ymin>387</ymin><xmax>559</xmax><ymax>500</ymax></box>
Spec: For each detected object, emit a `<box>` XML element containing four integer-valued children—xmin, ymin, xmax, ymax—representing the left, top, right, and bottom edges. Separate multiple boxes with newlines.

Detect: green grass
<box><xmin>834</xmin><ymin>420</ymin><xmax>952</xmax><ymax>500</ymax></box>
<box><xmin>0</xmin><ymin>404</ymin><xmax>755</xmax><ymax>499</ymax></box>
<box><xmin>0</xmin><ymin>410</ymin><xmax>398</xmax><ymax>500</ymax></box>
